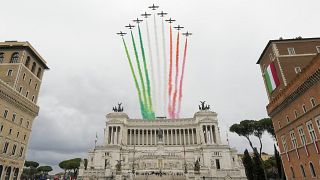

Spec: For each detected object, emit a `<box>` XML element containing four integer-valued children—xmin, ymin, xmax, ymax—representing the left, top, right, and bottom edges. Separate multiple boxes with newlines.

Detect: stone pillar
<box><xmin>210</xmin><ymin>125</ymin><xmax>215</xmax><ymax>144</ymax></box>
<box><xmin>215</xmin><ymin>125</ymin><xmax>222</xmax><ymax>144</ymax></box>
<box><xmin>171</xmin><ymin>129</ymin><xmax>174</xmax><ymax>145</ymax></box>
<box><xmin>183</xmin><ymin>129</ymin><xmax>186</xmax><ymax>145</ymax></box>
<box><xmin>175</xmin><ymin>129</ymin><xmax>178</xmax><ymax>145</ymax></box>
<box><xmin>179</xmin><ymin>129</ymin><xmax>182</xmax><ymax>145</ymax></box>
<box><xmin>207</xmin><ymin>125</ymin><xmax>210</xmax><ymax>144</ymax></box>
<box><xmin>138</xmin><ymin>129</ymin><xmax>140</xmax><ymax>145</ymax></box>
<box><xmin>191</xmin><ymin>129</ymin><xmax>194</xmax><ymax>145</ymax></box>
<box><xmin>146</xmin><ymin>130</ymin><xmax>149</xmax><ymax>145</ymax></box>
<box><xmin>110</xmin><ymin>126</ymin><xmax>114</xmax><ymax>145</ymax></box>
<box><xmin>154</xmin><ymin>129</ymin><xmax>157</xmax><ymax>145</ymax></box>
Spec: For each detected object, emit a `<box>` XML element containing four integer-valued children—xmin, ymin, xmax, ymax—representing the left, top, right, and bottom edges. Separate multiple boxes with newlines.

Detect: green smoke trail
<box><xmin>130</xmin><ymin>31</ymin><xmax>149</xmax><ymax>117</ymax></box>
<box><xmin>122</xmin><ymin>38</ymin><xmax>146</xmax><ymax>118</ymax></box>
<box><xmin>138</xmin><ymin>25</ymin><xmax>154</xmax><ymax>118</ymax></box>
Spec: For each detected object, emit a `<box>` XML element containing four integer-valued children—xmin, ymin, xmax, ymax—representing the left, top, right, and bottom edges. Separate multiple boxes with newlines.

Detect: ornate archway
<box><xmin>5</xmin><ymin>166</ymin><xmax>11</xmax><ymax>180</ymax></box>
<box><xmin>13</xmin><ymin>168</ymin><xmax>19</xmax><ymax>180</ymax></box>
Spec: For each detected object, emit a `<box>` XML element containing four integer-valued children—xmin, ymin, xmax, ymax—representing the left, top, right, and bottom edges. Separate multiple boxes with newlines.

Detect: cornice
<box><xmin>267</xmin><ymin>55</ymin><xmax>320</xmax><ymax>116</ymax></box>
<box><xmin>0</xmin><ymin>80</ymin><xmax>39</xmax><ymax>117</ymax></box>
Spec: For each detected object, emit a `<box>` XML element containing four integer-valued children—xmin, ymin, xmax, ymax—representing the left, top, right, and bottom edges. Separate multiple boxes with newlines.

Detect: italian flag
<box><xmin>264</xmin><ymin>62</ymin><xmax>280</xmax><ymax>93</ymax></box>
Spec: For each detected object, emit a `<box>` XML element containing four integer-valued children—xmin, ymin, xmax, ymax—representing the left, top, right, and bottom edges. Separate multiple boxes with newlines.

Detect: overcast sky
<box><xmin>1</xmin><ymin>0</ymin><xmax>320</xmax><ymax>174</ymax></box>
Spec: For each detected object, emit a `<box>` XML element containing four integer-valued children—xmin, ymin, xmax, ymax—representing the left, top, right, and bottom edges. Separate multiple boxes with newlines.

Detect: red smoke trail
<box><xmin>168</xmin><ymin>24</ymin><xmax>173</xmax><ymax>118</ymax></box>
<box><xmin>177</xmin><ymin>37</ymin><xmax>188</xmax><ymax>117</ymax></box>
<box><xmin>172</xmin><ymin>31</ymin><xmax>180</xmax><ymax>119</ymax></box>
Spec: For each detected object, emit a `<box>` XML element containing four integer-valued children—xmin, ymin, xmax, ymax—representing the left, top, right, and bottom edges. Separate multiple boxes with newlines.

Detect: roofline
<box><xmin>0</xmin><ymin>41</ymin><xmax>49</xmax><ymax>69</ymax></box>
<box><xmin>256</xmin><ymin>37</ymin><xmax>320</xmax><ymax>64</ymax></box>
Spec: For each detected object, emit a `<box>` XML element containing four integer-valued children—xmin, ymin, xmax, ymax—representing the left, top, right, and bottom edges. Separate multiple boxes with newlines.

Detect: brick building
<box><xmin>257</xmin><ymin>37</ymin><xmax>320</xmax><ymax>179</ymax></box>
<box><xmin>0</xmin><ymin>41</ymin><xmax>48</xmax><ymax>179</ymax></box>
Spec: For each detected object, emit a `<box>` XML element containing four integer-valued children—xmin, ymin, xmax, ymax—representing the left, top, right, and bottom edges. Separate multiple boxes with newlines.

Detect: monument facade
<box><xmin>79</xmin><ymin>106</ymin><xmax>246</xmax><ymax>180</ymax></box>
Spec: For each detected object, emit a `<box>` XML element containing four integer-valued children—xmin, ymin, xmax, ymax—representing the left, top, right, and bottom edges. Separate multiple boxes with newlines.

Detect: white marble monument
<box><xmin>78</xmin><ymin>108</ymin><xmax>246</xmax><ymax>180</ymax></box>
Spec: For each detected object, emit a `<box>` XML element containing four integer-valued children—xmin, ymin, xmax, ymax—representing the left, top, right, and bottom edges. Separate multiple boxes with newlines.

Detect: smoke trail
<box><xmin>145</xmin><ymin>18</ymin><xmax>157</xmax><ymax>115</ymax></box>
<box><xmin>130</xmin><ymin>31</ymin><xmax>148</xmax><ymax>114</ymax></box>
<box><xmin>122</xmin><ymin>38</ymin><xmax>146</xmax><ymax>118</ymax></box>
<box><xmin>172</xmin><ymin>31</ymin><xmax>180</xmax><ymax>119</ymax></box>
<box><xmin>177</xmin><ymin>37</ymin><xmax>188</xmax><ymax>118</ymax></box>
<box><xmin>138</xmin><ymin>25</ymin><xmax>154</xmax><ymax>118</ymax></box>
<box><xmin>154</xmin><ymin>13</ymin><xmax>161</xmax><ymax>116</ymax></box>
<box><xmin>161</xmin><ymin>18</ymin><xmax>167</xmax><ymax>117</ymax></box>
<box><xmin>168</xmin><ymin>25</ymin><xmax>173</xmax><ymax>118</ymax></box>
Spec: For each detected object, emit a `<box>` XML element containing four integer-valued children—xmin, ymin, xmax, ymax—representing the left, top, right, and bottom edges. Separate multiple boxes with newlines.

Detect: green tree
<box><xmin>242</xmin><ymin>149</ymin><xmax>254</xmax><ymax>180</ymax></box>
<box><xmin>229</xmin><ymin>120</ymin><xmax>256</xmax><ymax>151</ymax></box>
<box><xmin>23</xmin><ymin>160</ymin><xmax>39</xmax><ymax>180</ymax></box>
<box><xmin>252</xmin><ymin>148</ymin><xmax>266</xmax><ymax>180</ymax></box>
<box><xmin>59</xmin><ymin>158</ymin><xmax>81</xmax><ymax>179</ymax></box>
<box><xmin>274</xmin><ymin>145</ymin><xmax>286</xmax><ymax>180</ymax></box>
<box><xmin>37</xmin><ymin>166</ymin><xmax>53</xmax><ymax>175</ymax></box>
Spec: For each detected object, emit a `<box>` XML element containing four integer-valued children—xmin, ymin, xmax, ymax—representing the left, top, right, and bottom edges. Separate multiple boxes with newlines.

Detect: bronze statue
<box><xmin>157</xmin><ymin>128</ymin><xmax>163</xmax><ymax>141</ymax></box>
<box><xmin>199</xmin><ymin>101</ymin><xmax>211</xmax><ymax>111</ymax></box>
<box><xmin>112</xmin><ymin>102</ymin><xmax>124</xmax><ymax>112</ymax></box>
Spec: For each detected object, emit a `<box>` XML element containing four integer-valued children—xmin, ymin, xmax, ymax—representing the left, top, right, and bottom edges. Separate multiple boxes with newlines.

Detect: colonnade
<box><xmin>202</xmin><ymin>125</ymin><xmax>216</xmax><ymax>144</ymax></box>
<box><xmin>107</xmin><ymin>126</ymin><xmax>121</xmax><ymax>145</ymax></box>
<box><xmin>126</xmin><ymin>128</ymin><xmax>198</xmax><ymax>146</ymax></box>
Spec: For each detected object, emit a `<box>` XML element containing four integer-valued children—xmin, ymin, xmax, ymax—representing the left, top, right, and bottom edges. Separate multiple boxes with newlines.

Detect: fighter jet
<box><xmin>182</xmin><ymin>31</ymin><xmax>192</xmax><ymax>37</ymax></box>
<box><xmin>165</xmin><ymin>18</ymin><xmax>175</xmax><ymax>24</ymax></box>
<box><xmin>125</xmin><ymin>24</ymin><xmax>135</xmax><ymax>30</ymax></box>
<box><xmin>133</xmin><ymin>18</ymin><xmax>143</xmax><ymax>24</ymax></box>
<box><xmin>141</xmin><ymin>12</ymin><xmax>151</xmax><ymax>18</ymax></box>
<box><xmin>158</xmin><ymin>11</ymin><xmax>168</xmax><ymax>17</ymax></box>
<box><xmin>174</xmin><ymin>25</ymin><xmax>184</xmax><ymax>31</ymax></box>
<box><xmin>148</xmin><ymin>4</ymin><xmax>159</xmax><ymax>10</ymax></box>
<box><xmin>116</xmin><ymin>31</ymin><xmax>127</xmax><ymax>37</ymax></box>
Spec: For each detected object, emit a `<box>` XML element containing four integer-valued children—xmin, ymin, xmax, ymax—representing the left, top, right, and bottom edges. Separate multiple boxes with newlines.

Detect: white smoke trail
<box><xmin>161</xmin><ymin>18</ymin><xmax>167</xmax><ymax>117</ymax></box>
<box><xmin>154</xmin><ymin>13</ymin><xmax>161</xmax><ymax>116</ymax></box>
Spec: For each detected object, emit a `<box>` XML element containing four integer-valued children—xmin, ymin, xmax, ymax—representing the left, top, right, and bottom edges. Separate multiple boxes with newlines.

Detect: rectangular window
<box><xmin>9</xmin><ymin>128</ymin><xmax>12</xmax><ymax>135</ymax></box>
<box><xmin>22</xmin><ymin>73</ymin><xmax>26</xmax><ymax>80</ymax></box>
<box><xmin>294</xmin><ymin>110</ymin><xmax>298</xmax><ymax>118</ymax></box>
<box><xmin>19</xmin><ymin>86</ymin><xmax>23</xmax><ymax>93</ymax></box>
<box><xmin>32</xmin><ymin>96</ymin><xmax>35</xmax><ymax>102</ymax></box>
<box><xmin>26</xmin><ymin>91</ymin><xmax>29</xmax><ymax>98</ymax></box>
<box><xmin>316</xmin><ymin>46</ymin><xmax>320</xmax><ymax>53</ymax></box>
<box><xmin>286</xmin><ymin>115</ymin><xmax>290</xmax><ymax>123</ymax></box>
<box><xmin>3</xmin><ymin>109</ymin><xmax>8</xmax><ymax>119</ymax></box>
<box><xmin>298</xmin><ymin>126</ymin><xmax>307</xmax><ymax>145</ymax></box>
<box><xmin>310</xmin><ymin>98</ymin><xmax>316</xmax><ymax>107</ymax></box>
<box><xmin>306</xmin><ymin>121</ymin><xmax>317</xmax><ymax>142</ymax></box>
<box><xmin>35</xmin><ymin>83</ymin><xmax>38</xmax><ymax>90</ymax></box>
<box><xmin>316</xmin><ymin>116</ymin><xmax>320</xmax><ymax>134</ymax></box>
<box><xmin>288</xmin><ymin>47</ymin><xmax>296</xmax><ymax>55</ymax></box>
<box><xmin>281</xmin><ymin>135</ymin><xmax>288</xmax><ymax>151</ymax></box>
<box><xmin>302</xmin><ymin>105</ymin><xmax>307</xmax><ymax>113</ymax></box>
<box><xmin>29</xmin><ymin>79</ymin><xmax>32</xmax><ymax>85</ymax></box>
<box><xmin>216</xmin><ymin>159</ymin><xmax>221</xmax><ymax>169</ymax></box>
<box><xmin>289</xmin><ymin>130</ymin><xmax>297</xmax><ymax>148</ymax></box>
<box><xmin>7</xmin><ymin>69</ymin><xmax>13</xmax><ymax>76</ymax></box>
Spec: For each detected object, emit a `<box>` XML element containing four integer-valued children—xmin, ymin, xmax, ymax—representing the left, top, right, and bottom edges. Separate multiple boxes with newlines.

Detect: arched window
<box><xmin>31</xmin><ymin>62</ymin><xmax>36</xmax><ymax>73</ymax></box>
<box><xmin>25</xmin><ymin>56</ymin><xmax>30</xmax><ymax>67</ymax></box>
<box><xmin>10</xmin><ymin>52</ymin><xmax>19</xmax><ymax>63</ymax></box>
<box><xmin>302</xmin><ymin>104</ymin><xmax>307</xmax><ymax>113</ymax></box>
<box><xmin>5</xmin><ymin>166</ymin><xmax>11</xmax><ymax>180</ymax></box>
<box><xmin>0</xmin><ymin>53</ymin><xmax>4</xmax><ymax>63</ymax></box>
<box><xmin>294</xmin><ymin>110</ymin><xmax>298</xmax><ymax>118</ymax></box>
<box><xmin>37</xmin><ymin>67</ymin><xmax>42</xmax><ymax>78</ymax></box>
<box><xmin>12</xmin><ymin>168</ymin><xmax>19</xmax><ymax>180</ymax></box>
<box><xmin>309</xmin><ymin>162</ymin><xmax>316</xmax><ymax>177</ymax></box>
<box><xmin>300</xmin><ymin>164</ymin><xmax>306</xmax><ymax>177</ymax></box>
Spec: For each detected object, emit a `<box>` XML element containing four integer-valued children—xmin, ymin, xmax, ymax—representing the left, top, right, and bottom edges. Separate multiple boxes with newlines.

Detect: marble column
<box><xmin>110</xmin><ymin>126</ymin><xmax>114</xmax><ymax>144</ymax></box>
<box><xmin>210</xmin><ymin>126</ymin><xmax>214</xmax><ymax>144</ymax></box>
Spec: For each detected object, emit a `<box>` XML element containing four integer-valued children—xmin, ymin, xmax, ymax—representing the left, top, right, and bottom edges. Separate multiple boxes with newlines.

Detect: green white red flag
<box><xmin>264</xmin><ymin>62</ymin><xmax>280</xmax><ymax>93</ymax></box>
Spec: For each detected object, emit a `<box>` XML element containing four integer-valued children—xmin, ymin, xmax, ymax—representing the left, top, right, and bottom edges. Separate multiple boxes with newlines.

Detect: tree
<box><xmin>252</xmin><ymin>148</ymin><xmax>266</xmax><ymax>180</ymax></box>
<box><xmin>242</xmin><ymin>149</ymin><xmax>254</xmax><ymax>180</ymax></box>
<box><xmin>59</xmin><ymin>158</ymin><xmax>81</xmax><ymax>179</ymax></box>
<box><xmin>260</xmin><ymin>118</ymin><xmax>275</xmax><ymax>138</ymax></box>
<box><xmin>37</xmin><ymin>166</ymin><xmax>53</xmax><ymax>178</ymax></box>
<box><xmin>229</xmin><ymin>120</ymin><xmax>256</xmax><ymax>151</ymax></box>
<box><xmin>274</xmin><ymin>145</ymin><xmax>286</xmax><ymax>180</ymax></box>
<box><xmin>23</xmin><ymin>160</ymin><xmax>39</xmax><ymax>180</ymax></box>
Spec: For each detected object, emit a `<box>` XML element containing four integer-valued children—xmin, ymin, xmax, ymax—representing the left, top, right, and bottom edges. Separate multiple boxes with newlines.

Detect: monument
<box><xmin>78</xmin><ymin>103</ymin><xmax>246</xmax><ymax>180</ymax></box>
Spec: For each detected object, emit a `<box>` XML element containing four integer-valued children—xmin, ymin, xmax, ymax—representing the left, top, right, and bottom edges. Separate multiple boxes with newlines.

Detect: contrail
<box><xmin>137</xmin><ymin>25</ymin><xmax>154</xmax><ymax>117</ymax></box>
<box><xmin>177</xmin><ymin>37</ymin><xmax>188</xmax><ymax>118</ymax></box>
<box><xmin>161</xmin><ymin>17</ymin><xmax>167</xmax><ymax>117</ymax></box>
<box><xmin>122</xmin><ymin>37</ymin><xmax>146</xmax><ymax>118</ymax></box>
<box><xmin>145</xmin><ymin>18</ymin><xmax>157</xmax><ymax>115</ymax></box>
<box><xmin>168</xmin><ymin>24</ymin><xmax>173</xmax><ymax>118</ymax></box>
<box><xmin>154</xmin><ymin>13</ymin><xmax>161</xmax><ymax>116</ymax></box>
<box><xmin>130</xmin><ymin>31</ymin><xmax>148</xmax><ymax>114</ymax></box>
<box><xmin>172</xmin><ymin>31</ymin><xmax>180</xmax><ymax>119</ymax></box>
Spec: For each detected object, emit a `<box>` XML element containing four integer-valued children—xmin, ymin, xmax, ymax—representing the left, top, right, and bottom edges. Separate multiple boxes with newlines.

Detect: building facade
<box><xmin>79</xmin><ymin>109</ymin><xmax>246</xmax><ymax>180</ymax></box>
<box><xmin>0</xmin><ymin>41</ymin><xmax>48</xmax><ymax>179</ymax></box>
<box><xmin>257</xmin><ymin>37</ymin><xmax>320</xmax><ymax>179</ymax></box>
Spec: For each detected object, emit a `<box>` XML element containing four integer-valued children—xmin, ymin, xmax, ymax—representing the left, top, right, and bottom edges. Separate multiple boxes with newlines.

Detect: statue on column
<box><xmin>112</xmin><ymin>102</ymin><xmax>124</xmax><ymax>112</ymax></box>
